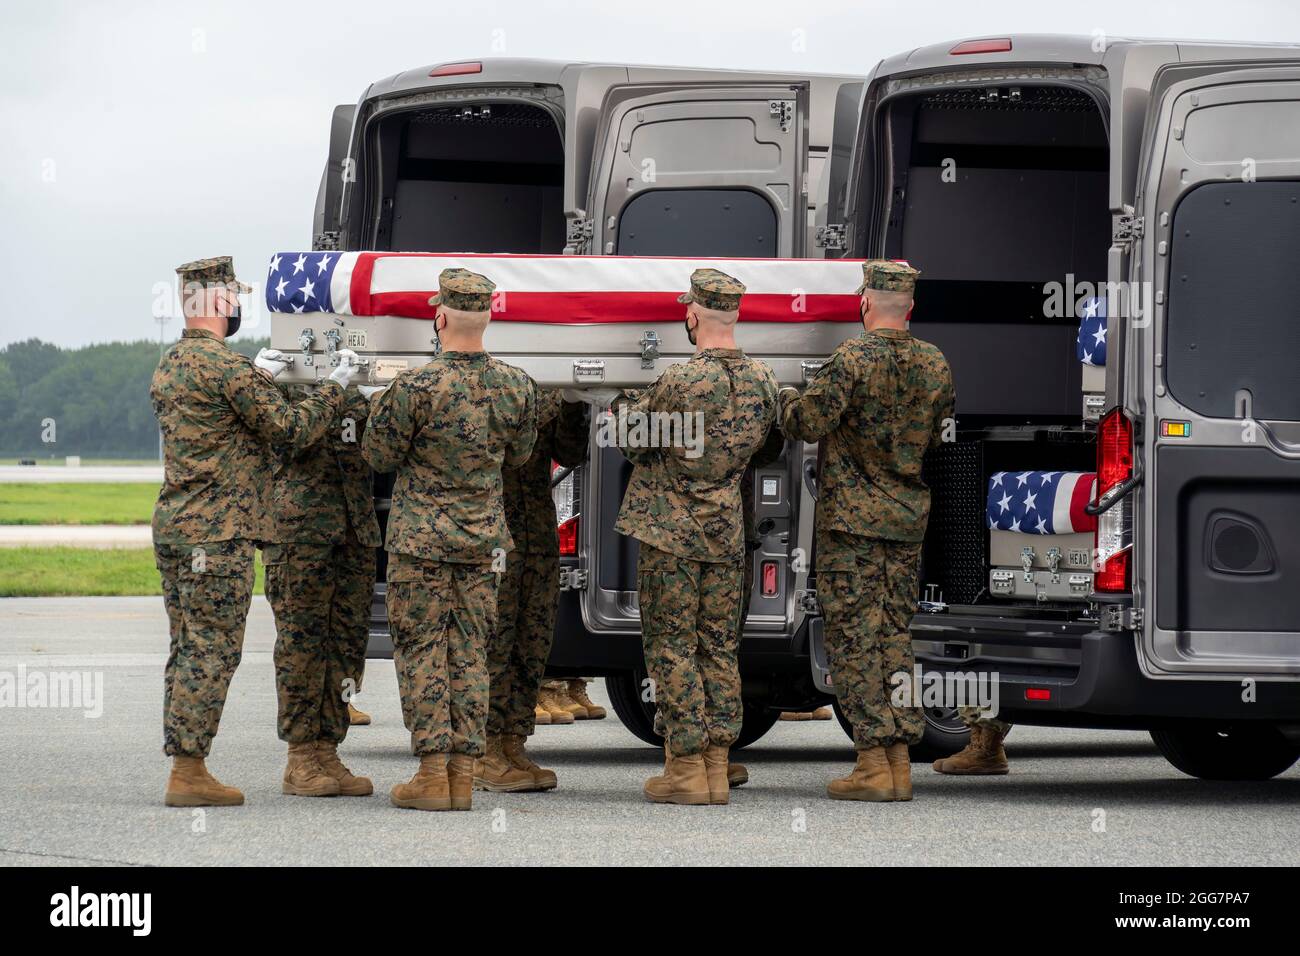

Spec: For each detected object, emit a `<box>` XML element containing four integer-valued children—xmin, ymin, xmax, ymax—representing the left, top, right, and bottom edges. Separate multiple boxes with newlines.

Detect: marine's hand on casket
<box><xmin>357</xmin><ymin>385</ymin><xmax>386</xmax><ymax>399</ymax></box>
<box><xmin>328</xmin><ymin>350</ymin><xmax>362</xmax><ymax>388</ymax></box>
<box><xmin>254</xmin><ymin>348</ymin><xmax>291</xmax><ymax>380</ymax></box>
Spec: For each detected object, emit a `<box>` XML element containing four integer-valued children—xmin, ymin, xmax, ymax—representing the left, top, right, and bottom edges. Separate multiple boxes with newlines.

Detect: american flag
<box><xmin>1077</xmin><ymin>295</ymin><xmax>1107</xmax><ymax>366</ymax></box>
<box><xmin>986</xmin><ymin>471</ymin><xmax>1098</xmax><ymax>535</ymax></box>
<box><xmin>263</xmin><ymin>251</ymin><xmax>866</xmax><ymax>324</ymax></box>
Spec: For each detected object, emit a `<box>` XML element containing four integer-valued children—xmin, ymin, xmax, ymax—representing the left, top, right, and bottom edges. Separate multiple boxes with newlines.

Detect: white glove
<box><xmin>358</xmin><ymin>384</ymin><xmax>386</xmax><ymax>399</ymax></box>
<box><xmin>254</xmin><ymin>348</ymin><xmax>291</xmax><ymax>379</ymax></box>
<box><xmin>561</xmin><ymin>387</ymin><xmax>622</xmax><ymax>408</ymax></box>
<box><xmin>778</xmin><ymin>386</ymin><xmax>801</xmax><ymax>403</ymax></box>
<box><xmin>329</xmin><ymin>349</ymin><xmax>362</xmax><ymax>388</ymax></box>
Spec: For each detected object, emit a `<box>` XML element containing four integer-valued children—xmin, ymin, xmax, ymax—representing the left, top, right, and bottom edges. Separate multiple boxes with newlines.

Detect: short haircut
<box><xmin>863</xmin><ymin>288</ymin><xmax>912</xmax><ymax>318</ymax></box>
<box><xmin>439</xmin><ymin>305</ymin><xmax>491</xmax><ymax>334</ymax></box>
<box><xmin>690</xmin><ymin>302</ymin><xmax>739</xmax><ymax>328</ymax></box>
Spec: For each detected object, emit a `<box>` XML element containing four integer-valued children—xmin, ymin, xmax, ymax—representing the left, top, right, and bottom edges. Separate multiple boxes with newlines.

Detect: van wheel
<box><xmin>832</xmin><ymin>700</ymin><xmax>969</xmax><ymax>763</ymax></box>
<box><xmin>1150</xmin><ymin>725</ymin><xmax>1300</xmax><ymax>781</ymax></box>
<box><xmin>603</xmin><ymin>672</ymin><xmax>780</xmax><ymax>751</ymax></box>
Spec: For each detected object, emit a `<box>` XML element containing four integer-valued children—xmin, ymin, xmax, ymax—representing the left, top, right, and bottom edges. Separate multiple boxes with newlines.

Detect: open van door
<box><xmin>577</xmin><ymin>80</ymin><xmax>809</xmax><ymax>637</ymax></box>
<box><xmin>1134</xmin><ymin>65</ymin><xmax>1300</xmax><ymax>679</ymax></box>
<box><xmin>312</xmin><ymin>104</ymin><xmax>357</xmax><ymax>250</ymax></box>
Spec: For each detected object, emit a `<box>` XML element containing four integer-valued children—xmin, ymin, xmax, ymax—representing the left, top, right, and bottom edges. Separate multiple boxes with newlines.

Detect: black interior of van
<box><xmin>369</xmin><ymin>102</ymin><xmax>565</xmax><ymax>253</ymax></box>
<box><xmin>865</xmin><ymin>83</ymin><xmax>1111</xmax><ymax>612</ymax></box>
<box><xmin>879</xmin><ymin>84</ymin><xmax>1110</xmax><ymax>422</ymax></box>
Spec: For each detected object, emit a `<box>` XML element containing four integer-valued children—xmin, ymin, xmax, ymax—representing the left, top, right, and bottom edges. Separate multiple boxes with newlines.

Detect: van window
<box><xmin>1165</xmin><ymin>180</ymin><xmax>1300</xmax><ymax>422</ymax></box>
<box><xmin>616</xmin><ymin>188</ymin><xmax>777</xmax><ymax>257</ymax></box>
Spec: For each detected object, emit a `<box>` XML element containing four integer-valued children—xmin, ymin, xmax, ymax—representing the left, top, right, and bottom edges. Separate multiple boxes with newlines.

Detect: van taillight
<box><xmin>429</xmin><ymin>61</ymin><xmax>482</xmax><ymax>77</ymax></box>
<box><xmin>557</xmin><ymin>514</ymin><xmax>579</xmax><ymax>557</ymax></box>
<box><xmin>1094</xmin><ymin>409</ymin><xmax>1134</xmax><ymax>593</ymax></box>
<box><xmin>950</xmin><ymin>38</ymin><xmax>1013</xmax><ymax>55</ymax></box>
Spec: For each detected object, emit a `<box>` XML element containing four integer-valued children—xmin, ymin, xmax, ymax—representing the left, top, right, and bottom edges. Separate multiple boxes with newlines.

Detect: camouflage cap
<box><xmin>428</xmin><ymin>267</ymin><xmax>496</xmax><ymax>312</ymax></box>
<box><xmin>677</xmin><ymin>268</ymin><xmax>746</xmax><ymax>312</ymax></box>
<box><xmin>855</xmin><ymin>259</ymin><xmax>920</xmax><ymax>295</ymax></box>
<box><xmin>175</xmin><ymin>256</ymin><xmax>252</xmax><ymax>294</ymax></box>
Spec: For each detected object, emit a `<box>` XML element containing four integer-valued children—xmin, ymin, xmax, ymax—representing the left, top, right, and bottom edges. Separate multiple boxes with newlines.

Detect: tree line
<box><xmin>0</xmin><ymin>337</ymin><xmax>269</xmax><ymax>461</ymax></box>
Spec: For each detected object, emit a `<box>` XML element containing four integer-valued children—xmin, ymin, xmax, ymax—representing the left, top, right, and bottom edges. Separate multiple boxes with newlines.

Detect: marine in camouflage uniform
<box><xmin>361</xmin><ymin>268</ymin><xmax>536</xmax><ymax>811</ymax></box>
<box><xmin>263</xmin><ymin>384</ymin><xmax>382</xmax><ymax>796</ymax></box>
<box><xmin>153</xmin><ymin>255</ymin><xmax>348</xmax><ymax>806</ymax></box>
<box><xmin>615</xmin><ymin>268</ymin><xmax>778</xmax><ymax>805</ymax></box>
<box><xmin>476</xmin><ymin>386</ymin><xmax>589</xmax><ymax>791</ymax></box>
<box><xmin>780</xmin><ymin>259</ymin><xmax>954</xmax><ymax>801</ymax></box>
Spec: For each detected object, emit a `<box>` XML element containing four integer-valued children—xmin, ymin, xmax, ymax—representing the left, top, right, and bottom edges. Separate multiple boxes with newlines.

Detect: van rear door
<box><xmin>1135</xmin><ymin>64</ymin><xmax>1300</xmax><ymax>678</ymax></box>
<box><xmin>313</xmin><ymin>104</ymin><xmax>357</xmax><ymax>250</ymax></box>
<box><xmin>578</xmin><ymin>80</ymin><xmax>809</xmax><ymax>636</ymax></box>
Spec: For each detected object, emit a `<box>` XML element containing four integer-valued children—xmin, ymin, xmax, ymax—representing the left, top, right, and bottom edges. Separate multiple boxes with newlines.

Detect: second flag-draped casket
<box><xmin>265</xmin><ymin>251</ymin><xmax>865</xmax><ymax>387</ymax></box>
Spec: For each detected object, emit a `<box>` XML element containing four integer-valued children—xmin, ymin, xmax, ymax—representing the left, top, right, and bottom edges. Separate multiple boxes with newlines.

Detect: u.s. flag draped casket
<box><xmin>265</xmin><ymin>252</ymin><xmax>867</xmax><ymax>387</ymax></box>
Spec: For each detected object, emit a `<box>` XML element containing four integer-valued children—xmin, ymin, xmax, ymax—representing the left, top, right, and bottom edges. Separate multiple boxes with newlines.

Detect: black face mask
<box><xmin>225</xmin><ymin>304</ymin><xmax>242</xmax><ymax>338</ymax></box>
<box><xmin>684</xmin><ymin>316</ymin><xmax>697</xmax><ymax>346</ymax></box>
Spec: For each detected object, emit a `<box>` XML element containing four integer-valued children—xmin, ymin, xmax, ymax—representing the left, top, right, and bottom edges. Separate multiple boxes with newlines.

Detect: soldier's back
<box><xmin>366</xmin><ymin>351</ymin><xmax>535</xmax><ymax>563</ymax></box>
<box><xmin>615</xmin><ymin>348</ymin><xmax>778</xmax><ymax>561</ymax></box>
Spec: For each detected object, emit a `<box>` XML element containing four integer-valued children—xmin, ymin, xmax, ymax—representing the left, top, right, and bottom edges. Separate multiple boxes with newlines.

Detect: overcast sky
<box><xmin>1</xmin><ymin>0</ymin><xmax>1297</xmax><ymax>348</ymax></box>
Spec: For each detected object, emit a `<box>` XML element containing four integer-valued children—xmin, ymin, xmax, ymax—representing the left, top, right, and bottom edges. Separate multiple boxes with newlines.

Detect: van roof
<box><xmin>879</xmin><ymin>32</ymin><xmax>1300</xmax><ymax>77</ymax></box>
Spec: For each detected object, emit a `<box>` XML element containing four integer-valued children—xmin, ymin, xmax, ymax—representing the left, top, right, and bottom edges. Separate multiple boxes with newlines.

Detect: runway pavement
<box><xmin>0</xmin><ymin>466</ymin><xmax>163</xmax><ymax>484</ymax></box>
<box><xmin>1</xmin><ymin>597</ymin><xmax>1298</xmax><ymax>867</ymax></box>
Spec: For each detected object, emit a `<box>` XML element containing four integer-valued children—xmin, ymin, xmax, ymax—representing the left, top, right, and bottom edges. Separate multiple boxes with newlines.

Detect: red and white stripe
<box><xmin>1053</xmin><ymin>472</ymin><xmax>1098</xmax><ymax>534</ymax></box>
<box><xmin>326</xmin><ymin>252</ymin><xmax>866</xmax><ymax>324</ymax></box>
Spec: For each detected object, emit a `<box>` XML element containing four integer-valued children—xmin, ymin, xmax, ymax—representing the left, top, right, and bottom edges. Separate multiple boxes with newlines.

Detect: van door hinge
<box><xmin>1101</xmin><ymin>603</ymin><xmax>1143</xmax><ymax>632</ymax></box>
<box><xmin>814</xmin><ymin>224</ymin><xmax>847</xmax><ymax>250</ymax></box>
<box><xmin>564</xmin><ymin>217</ymin><xmax>594</xmax><ymax>255</ymax></box>
<box><xmin>769</xmin><ymin>99</ymin><xmax>794</xmax><ymax>133</ymax></box>
<box><xmin>796</xmin><ymin>589</ymin><xmax>822</xmax><ymax>615</ymax></box>
<box><xmin>558</xmin><ymin>568</ymin><xmax>587</xmax><ymax>592</ymax></box>
<box><xmin>1113</xmin><ymin>214</ymin><xmax>1144</xmax><ymax>245</ymax></box>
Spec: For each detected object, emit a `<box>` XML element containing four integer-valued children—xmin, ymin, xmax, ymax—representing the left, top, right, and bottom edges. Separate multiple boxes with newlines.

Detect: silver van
<box><xmin>289</xmin><ymin>38</ymin><xmax>1300</xmax><ymax>779</ymax></box>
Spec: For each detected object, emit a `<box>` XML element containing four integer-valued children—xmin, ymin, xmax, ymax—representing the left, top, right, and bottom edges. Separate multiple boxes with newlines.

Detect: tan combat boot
<box><xmin>550</xmin><ymin>683</ymin><xmax>588</xmax><ymax>720</ymax></box>
<box><xmin>537</xmin><ymin>687</ymin><xmax>576</xmax><ymax>725</ymax></box>
<box><xmin>727</xmin><ymin>760</ymin><xmax>749</xmax><ymax>787</ymax></box>
<box><xmin>503</xmin><ymin>734</ymin><xmax>558</xmax><ymax>790</ymax></box>
<box><xmin>315</xmin><ymin>740</ymin><xmax>373</xmax><ymax>796</ymax></box>
<box><xmin>702</xmin><ymin>745</ymin><xmax>732</xmax><ymax>805</ymax></box>
<box><xmin>643</xmin><ymin>752</ymin><xmax>711</xmax><ymax>806</ymax></box>
<box><xmin>283</xmin><ymin>741</ymin><xmax>341</xmax><ymax>797</ymax></box>
<box><xmin>347</xmin><ymin>703</ymin><xmax>371</xmax><ymax>726</ymax></box>
<box><xmin>779</xmin><ymin>711</ymin><xmax>813</xmax><ymax>721</ymax></box>
<box><xmin>534</xmin><ymin>703</ymin><xmax>552</xmax><ymax>725</ymax></box>
<box><xmin>885</xmin><ymin>742</ymin><xmax>913</xmax><ymax>800</ymax></box>
<box><xmin>566</xmin><ymin>679</ymin><xmax>607</xmax><ymax>720</ymax></box>
<box><xmin>448</xmin><ymin>754</ymin><xmax>474</xmax><ymax>809</ymax></box>
<box><xmin>810</xmin><ymin>706</ymin><xmax>833</xmax><ymax>720</ymax></box>
<box><xmin>391</xmin><ymin>754</ymin><xmax>451</xmax><ymax>811</ymax></box>
<box><xmin>932</xmin><ymin>725</ymin><xmax>1010</xmax><ymax>775</ymax></box>
<box><xmin>474</xmin><ymin>735</ymin><xmax>541</xmax><ymax>792</ymax></box>
<box><xmin>164</xmin><ymin>756</ymin><xmax>244</xmax><ymax>807</ymax></box>
<box><xmin>827</xmin><ymin>746</ymin><xmax>896</xmax><ymax>801</ymax></box>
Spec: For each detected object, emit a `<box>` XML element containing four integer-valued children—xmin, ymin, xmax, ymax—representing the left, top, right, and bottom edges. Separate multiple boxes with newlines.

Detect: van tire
<box><xmin>832</xmin><ymin>700</ymin><xmax>969</xmax><ymax>763</ymax></box>
<box><xmin>604</xmin><ymin>671</ymin><xmax>780</xmax><ymax>751</ymax></box>
<box><xmin>1150</xmin><ymin>725</ymin><xmax>1300</xmax><ymax>781</ymax></box>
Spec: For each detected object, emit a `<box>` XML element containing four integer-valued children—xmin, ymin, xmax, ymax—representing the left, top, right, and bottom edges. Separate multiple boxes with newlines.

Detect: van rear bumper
<box><xmin>898</xmin><ymin>611</ymin><xmax>1300</xmax><ymax>728</ymax></box>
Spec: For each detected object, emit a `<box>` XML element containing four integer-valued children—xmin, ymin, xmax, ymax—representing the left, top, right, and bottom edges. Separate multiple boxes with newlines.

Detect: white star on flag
<box><xmin>316</xmin><ymin>254</ymin><xmax>332</xmax><ymax>276</ymax></box>
<box><xmin>292</xmin><ymin>254</ymin><xmax>307</xmax><ymax>275</ymax></box>
<box><xmin>1016</xmin><ymin>472</ymin><xmax>1030</xmax><ymax>488</ymax></box>
<box><xmin>268</xmin><ymin>254</ymin><xmax>282</xmax><ymax>277</ymax></box>
<box><xmin>1023</xmin><ymin>490</ymin><xmax>1037</xmax><ymax>513</ymax></box>
<box><xmin>998</xmin><ymin>492</ymin><xmax>1012</xmax><ymax>514</ymax></box>
<box><xmin>274</xmin><ymin>277</ymin><xmax>289</xmax><ymax>301</ymax></box>
<box><xmin>299</xmin><ymin>277</ymin><xmax>316</xmax><ymax>301</ymax></box>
